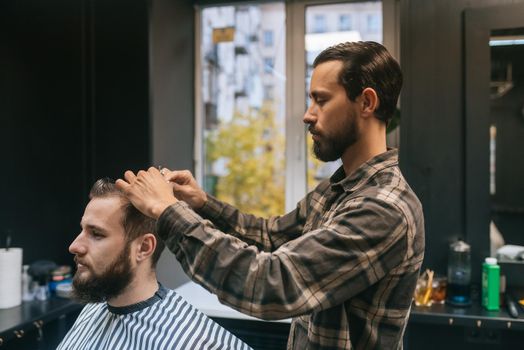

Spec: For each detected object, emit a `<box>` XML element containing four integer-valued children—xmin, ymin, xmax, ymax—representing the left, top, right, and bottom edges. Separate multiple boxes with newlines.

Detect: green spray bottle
<box><xmin>482</xmin><ymin>257</ymin><xmax>500</xmax><ymax>311</ymax></box>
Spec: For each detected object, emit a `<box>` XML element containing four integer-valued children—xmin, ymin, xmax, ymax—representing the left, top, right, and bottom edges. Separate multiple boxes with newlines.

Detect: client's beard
<box><xmin>72</xmin><ymin>242</ymin><xmax>134</xmax><ymax>303</ymax></box>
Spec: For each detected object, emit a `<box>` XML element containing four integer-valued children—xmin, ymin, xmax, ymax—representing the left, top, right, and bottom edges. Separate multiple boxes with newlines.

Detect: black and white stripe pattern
<box><xmin>57</xmin><ymin>286</ymin><xmax>251</xmax><ymax>350</ymax></box>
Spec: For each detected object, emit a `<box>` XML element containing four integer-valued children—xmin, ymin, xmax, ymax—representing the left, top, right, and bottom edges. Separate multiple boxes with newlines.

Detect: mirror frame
<box><xmin>464</xmin><ymin>2</ymin><xmax>524</xmax><ymax>281</ymax></box>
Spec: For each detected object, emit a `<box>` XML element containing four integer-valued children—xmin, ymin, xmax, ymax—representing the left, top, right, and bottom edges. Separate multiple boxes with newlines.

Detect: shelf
<box><xmin>410</xmin><ymin>301</ymin><xmax>524</xmax><ymax>330</ymax></box>
<box><xmin>0</xmin><ymin>297</ymin><xmax>82</xmax><ymax>344</ymax></box>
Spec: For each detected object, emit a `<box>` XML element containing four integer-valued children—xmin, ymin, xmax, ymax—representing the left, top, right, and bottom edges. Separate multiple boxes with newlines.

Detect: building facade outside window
<box><xmin>339</xmin><ymin>14</ymin><xmax>352</xmax><ymax>31</ymax></box>
<box><xmin>263</xmin><ymin>30</ymin><xmax>274</xmax><ymax>47</ymax></box>
<box><xmin>264</xmin><ymin>57</ymin><xmax>275</xmax><ymax>73</ymax></box>
<box><xmin>367</xmin><ymin>13</ymin><xmax>381</xmax><ymax>33</ymax></box>
<box><xmin>313</xmin><ymin>14</ymin><xmax>327</xmax><ymax>33</ymax></box>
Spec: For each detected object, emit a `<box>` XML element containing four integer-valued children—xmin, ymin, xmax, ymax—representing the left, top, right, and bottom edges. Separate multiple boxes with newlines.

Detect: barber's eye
<box><xmin>315</xmin><ymin>96</ymin><xmax>327</xmax><ymax>104</ymax></box>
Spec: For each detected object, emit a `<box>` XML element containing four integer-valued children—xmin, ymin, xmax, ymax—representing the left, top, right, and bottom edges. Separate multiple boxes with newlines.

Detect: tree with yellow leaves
<box><xmin>206</xmin><ymin>103</ymin><xmax>285</xmax><ymax>217</ymax></box>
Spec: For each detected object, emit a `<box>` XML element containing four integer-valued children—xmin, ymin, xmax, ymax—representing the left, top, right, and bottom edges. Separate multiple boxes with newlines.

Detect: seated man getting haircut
<box><xmin>58</xmin><ymin>178</ymin><xmax>251</xmax><ymax>350</ymax></box>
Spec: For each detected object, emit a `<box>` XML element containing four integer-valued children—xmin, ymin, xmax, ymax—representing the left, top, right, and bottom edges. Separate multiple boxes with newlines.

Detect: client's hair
<box><xmin>89</xmin><ymin>178</ymin><xmax>165</xmax><ymax>267</ymax></box>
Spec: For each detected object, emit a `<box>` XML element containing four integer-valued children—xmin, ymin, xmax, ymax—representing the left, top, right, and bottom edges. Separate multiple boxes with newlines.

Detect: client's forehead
<box><xmin>82</xmin><ymin>196</ymin><xmax>126</xmax><ymax>235</ymax></box>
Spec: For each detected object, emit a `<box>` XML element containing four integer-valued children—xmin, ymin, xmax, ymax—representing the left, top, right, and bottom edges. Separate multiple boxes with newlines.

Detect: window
<box><xmin>263</xmin><ymin>57</ymin><xmax>275</xmax><ymax>73</ymax></box>
<box><xmin>264</xmin><ymin>85</ymin><xmax>274</xmax><ymax>100</ymax></box>
<box><xmin>196</xmin><ymin>1</ymin><xmax>389</xmax><ymax>214</ymax></box>
<box><xmin>197</xmin><ymin>3</ymin><xmax>286</xmax><ymax>216</ymax></box>
<box><xmin>263</xmin><ymin>30</ymin><xmax>274</xmax><ymax>47</ymax></box>
<box><xmin>339</xmin><ymin>14</ymin><xmax>352</xmax><ymax>31</ymax></box>
<box><xmin>313</xmin><ymin>14</ymin><xmax>326</xmax><ymax>33</ymax></box>
<box><xmin>367</xmin><ymin>13</ymin><xmax>381</xmax><ymax>33</ymax></box>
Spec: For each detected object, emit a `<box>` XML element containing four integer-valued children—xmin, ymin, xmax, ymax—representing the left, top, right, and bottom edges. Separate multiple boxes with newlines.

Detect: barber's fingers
<box><xmin>123</xmin><ymin>170</ymin><xmax>137</xmax><ymax>183</ymax></box>
<box><xmin>164</xmin><ymin>170</ymin><xmax>182</xmax><ymax>182</ymax></box>
<box><xmin>147</xmin><ymin>166</ymin><xmax>162</xmax><ymax>174</ymax></box>
<box><xmin>116</xmin><ymin>170</ymin><xmax>136</xmax><ymax>192</ymax></box>
<box><xmin>165</xmin><ymin>170</ymin><xmax>194</xmax><ymax>185</ymax></box>
<box><xmin>171</xmin><ymin>182</ymin><xmax>184</xmax><ymax>192</ymax></box>
<box><xmin>115</xmin><ymin>178</ymin><xmax>130</xmax><ymax>191</ymax></box>
<box><xmin>160</xmin><ymin>167</ymin><xmax>172</xmax><ymax>177</ymax></box>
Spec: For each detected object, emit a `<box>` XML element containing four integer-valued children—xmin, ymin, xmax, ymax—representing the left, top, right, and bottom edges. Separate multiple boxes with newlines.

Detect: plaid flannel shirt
<box><xmin>157</xmin><ymin>149</ymin><xmax>425</xmax><ymax>349</ymax></box>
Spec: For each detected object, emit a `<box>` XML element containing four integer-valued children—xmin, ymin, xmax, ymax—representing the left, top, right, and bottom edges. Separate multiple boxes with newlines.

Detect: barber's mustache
<box><xmin>308</xmin><ymin>126</ymin><xmax>320</xmax><ymax>136</ymax></box>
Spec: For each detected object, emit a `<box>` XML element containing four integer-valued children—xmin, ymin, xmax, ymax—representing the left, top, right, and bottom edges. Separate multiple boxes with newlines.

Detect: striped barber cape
<box><xmin>57</xmin><ymin>284</ymin><xmax>252</xmax><ymax>350</ymax></box>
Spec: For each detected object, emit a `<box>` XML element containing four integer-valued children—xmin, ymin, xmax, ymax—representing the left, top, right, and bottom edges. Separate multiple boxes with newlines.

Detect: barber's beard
<box><xmin>72</xmin><ymin>242</ymin><xmax>134</xmax><ymax>304</ymax></box>
<box><xmin>312</xmin><ymin>113</ymin><xmax>359</xmax><ymax>162</ymax></box>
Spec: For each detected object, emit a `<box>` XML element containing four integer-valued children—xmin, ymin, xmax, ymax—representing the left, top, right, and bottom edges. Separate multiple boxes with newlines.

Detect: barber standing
<box><xmin>117</xmin><ymin>41</ymin><xmax>425</xmax><ymax>350</ymax></box>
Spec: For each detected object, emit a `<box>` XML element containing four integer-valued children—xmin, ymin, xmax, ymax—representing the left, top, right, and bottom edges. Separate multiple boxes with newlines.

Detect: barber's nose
<box><xmin>303</xmin><ymin>105</ymin><xmax>317</xmax><ymax>124</ymax></box>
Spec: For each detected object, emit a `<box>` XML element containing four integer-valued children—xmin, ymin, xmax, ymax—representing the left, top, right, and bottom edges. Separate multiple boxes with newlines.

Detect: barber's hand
<box><xmin>115</xmin><ymin>167</ymin><xmax>178</xmax><ymax>219</ymax></box>
<box><xmin>160</xmin><ymin>169</ymin><xmax>207</xmax><ymax>210</ymax></box>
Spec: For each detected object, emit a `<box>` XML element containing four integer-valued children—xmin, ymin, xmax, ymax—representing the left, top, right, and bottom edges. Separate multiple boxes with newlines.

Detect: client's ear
<box><xmin>135</xmin><ymin>233</ymin><xmax>157</xmax><ymax>262</ymax></box>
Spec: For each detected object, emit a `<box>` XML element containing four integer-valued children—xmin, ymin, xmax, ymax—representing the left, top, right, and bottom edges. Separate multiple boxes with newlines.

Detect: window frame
<box><xmin>194</xmin><ymin>0</ymin><xmax>400</xmax><ymax>213</ymax></box>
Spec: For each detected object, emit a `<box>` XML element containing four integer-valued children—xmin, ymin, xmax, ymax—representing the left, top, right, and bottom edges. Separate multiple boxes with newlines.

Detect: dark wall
<box><xmin>0</xmin><ymin>0</ymin><xmax>151</xmax><ymax>266</ymax></box>
<box><xmin>90</xmin><ymin>0</ymin><xmax>151</xmax><ymax>180</ymax></box>
<box><xmin>0</xmin><ymin>0</ymin><xmax>85</xmax><ymax>265</ymax></box>
<box><xmin>400</xmin><ymin>0</ymin><xmax>524</xmax><ymax>281</ymax></box>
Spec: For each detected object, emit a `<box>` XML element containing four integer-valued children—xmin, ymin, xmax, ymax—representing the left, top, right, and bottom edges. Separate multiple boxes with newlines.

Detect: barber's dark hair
<box><xmin>88</xmin><ymin>178</ymin><xmax>165</xmax><ymax>268</ymax></box>
<box><xmin>313</xmin><ymin>41</ymin><xmax>402</xmax><ymax>124</ymax></box>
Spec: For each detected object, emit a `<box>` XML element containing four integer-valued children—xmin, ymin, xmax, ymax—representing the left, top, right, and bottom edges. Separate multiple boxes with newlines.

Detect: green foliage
<box><xmin>206</xmin><ymin>103</ymin><xmax>285</xmax><ymax>216</ymax></box>
<box><xmin>387</xmin><ymin>108</ymin><xmax>401</xmax><ymax>134</ymax></box>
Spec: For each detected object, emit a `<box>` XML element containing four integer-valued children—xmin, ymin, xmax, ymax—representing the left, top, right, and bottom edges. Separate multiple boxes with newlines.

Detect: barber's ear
<box><xmin>135</xmin><ymin>233</ymin><xmax>156</xmax><ymax>262</ymax></box>
<box><xmin>360</xmin><ymin>87</ymin><xmax>379</xmax><ymax>117</ymax></box>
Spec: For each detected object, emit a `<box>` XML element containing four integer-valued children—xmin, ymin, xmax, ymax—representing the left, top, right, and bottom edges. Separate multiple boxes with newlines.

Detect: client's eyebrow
<box><xmin>81</xmin><ymin>223</ymin><xmax>108</xmax><ymax>235</ymax></box>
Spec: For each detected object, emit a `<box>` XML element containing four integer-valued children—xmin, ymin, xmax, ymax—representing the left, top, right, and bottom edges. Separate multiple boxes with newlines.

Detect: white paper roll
<box><xmin>0</xmin><ymin>248</ymin><xmax>23</xmax><ymax>309</ymax></box>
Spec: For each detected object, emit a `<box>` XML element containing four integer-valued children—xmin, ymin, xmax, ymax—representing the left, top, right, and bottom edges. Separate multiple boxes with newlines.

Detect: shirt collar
<box><xmin>106</xmin><ymin>282</ymin><xmax>167</xmax><ymax>315</ymax></box>
<box><xmin>329</xmin><ymin>149</ymin><xmax>399</xmax><ymax>193</ymax></box>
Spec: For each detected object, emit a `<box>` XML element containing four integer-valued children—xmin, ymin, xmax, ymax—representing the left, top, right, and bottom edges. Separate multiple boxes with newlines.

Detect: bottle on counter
<box><xmin>446</xmin><ymin>240</ymin><xmax>472</xmax><ymax>306</ymax></box>
<box><xmin>482</xmin><ymin>257</ymin><xmax>500</xmax><ymax>311</ymax></box>
<box><xmin>21</xmin><ymin>264</ymin><xmax>34</xmax><ymax>302</ymax></box>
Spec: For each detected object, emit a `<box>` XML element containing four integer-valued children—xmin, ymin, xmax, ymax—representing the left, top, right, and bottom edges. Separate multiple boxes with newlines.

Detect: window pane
<box><xmin>339</xmin><ymin>14</ymin><xmax>352</xmax><ymax>31</ymax></box>
<box><xmin>313</xmin><ymin>15</ymin><xmax>327</xmax><ymax>33</ymax></box>
<box><xmin>199</xmin><ymin>3</ymin><xmax>286</xmax><ymax>216</ymax></box>
<box><xmin>305</xmin><ymin>1</ymin><xmax>382</xmax><ymax>191</ymax></box>
<box><xmin>263</xmin><ymin>30</ymin><xmax>274</xmax><ymax>47</ymax></box>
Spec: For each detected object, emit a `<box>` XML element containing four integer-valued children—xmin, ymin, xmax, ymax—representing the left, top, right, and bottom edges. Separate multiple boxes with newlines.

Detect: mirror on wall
<box><xmin>465</xmin><ymin>3</ymin><xmax>524</xmax><ymax>281</ymax></box>
<box><xmin>488</xmin><ymin>28</ymin><xmax>524</xmax><ymax>260</ymax></box>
